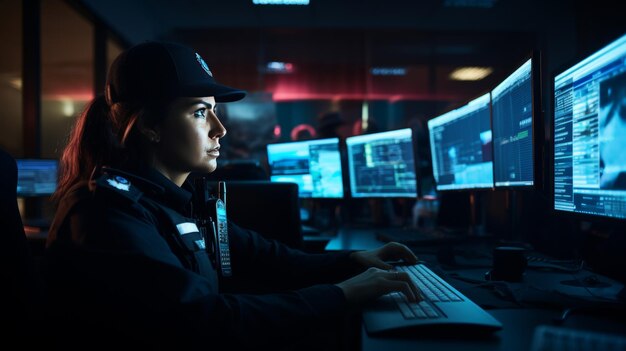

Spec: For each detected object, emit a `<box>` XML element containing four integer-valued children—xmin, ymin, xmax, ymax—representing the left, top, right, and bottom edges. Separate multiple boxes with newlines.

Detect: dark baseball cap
<box><xmin>105</xmin><ymin>41</ymin><xmax>246</xmax><ymax>104</ymax></box>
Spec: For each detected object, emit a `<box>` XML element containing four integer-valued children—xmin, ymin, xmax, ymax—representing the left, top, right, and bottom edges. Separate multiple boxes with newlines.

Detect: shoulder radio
<box><xmin>193</xmin><ymin>177</ymin><xmax>232</xmax><ymax>277</ymax></box>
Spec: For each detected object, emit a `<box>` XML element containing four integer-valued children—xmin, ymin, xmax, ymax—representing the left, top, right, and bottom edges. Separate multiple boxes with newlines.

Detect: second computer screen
<box><xmin>492</xmin><ymin>57</ymin><xmax>535</xmax><ymax>187</ymax></box>
<box><xmin>428</xmin><ymin>93</ymin><xmax>493</xmax><ymax>191</ymax></box>
<box><xmin>266</xmin><ymin>138</ymin><xmax>344</xmax><ymax>198</ymax></box>
<box><xmin>16</xmin><ymin>159</ymin><xmax>59</xmax><ymax>197</ymax></box>
<box><xmin>346</xmin><ymin>128</ymin><xmax>418</xmax><ymax>198</ymax></box>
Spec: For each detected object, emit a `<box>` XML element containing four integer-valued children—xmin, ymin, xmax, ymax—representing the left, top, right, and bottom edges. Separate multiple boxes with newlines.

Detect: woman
<box><xmin>45</xmin><ymin>41</ymin><xmax>420</xmax><ymax>350</ymax></box>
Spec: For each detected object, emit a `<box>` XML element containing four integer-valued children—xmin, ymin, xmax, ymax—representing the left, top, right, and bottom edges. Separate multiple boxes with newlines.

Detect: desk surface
<box><xmin>327</xmin><ymin>226</ymin><xmax>626</xmax><ymax>351</ymax></box>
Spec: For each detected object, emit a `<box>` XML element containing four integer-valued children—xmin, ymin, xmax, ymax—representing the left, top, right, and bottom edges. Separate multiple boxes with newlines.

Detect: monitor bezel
<box><xmin>550</xmin><ymin>33</ymin><xmax>626</xmax><ymax>223</ymax></box>
<box><xmin>265</xmin><ymin>137</ymin><xmax>345</xmax><ymax>199</ymax></box>
<box><xmin>427</xmin><ymin>91</ymin><xmax>495</xmax><ymax>193</ymax></box>
<box><xmin>345</xmin><ymin>127</ymin><xmax>420</xmax><ymax>199</ymax></box>
<box><xmin>15</xmin><ymin>158</ymin><xmax>59</xmax><ymax>197</ymax></box>
<box><xmin>491</xmin><ymin>50</ymin><xmax>544</xmax><ymax>191</ymax></box>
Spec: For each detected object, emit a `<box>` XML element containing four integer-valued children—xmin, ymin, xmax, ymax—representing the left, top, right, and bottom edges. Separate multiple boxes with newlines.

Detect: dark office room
<box><xmin>1</xmin><ymin>0</ymin><xmax>626</xmax><ymax>350</ymax></box>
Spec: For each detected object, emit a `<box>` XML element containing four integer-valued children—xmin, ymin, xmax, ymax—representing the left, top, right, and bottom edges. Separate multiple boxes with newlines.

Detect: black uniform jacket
<box><xmin>44</xmin><ymin>167</ymin><xmax>363</xmax><ymax>349</ymax></box>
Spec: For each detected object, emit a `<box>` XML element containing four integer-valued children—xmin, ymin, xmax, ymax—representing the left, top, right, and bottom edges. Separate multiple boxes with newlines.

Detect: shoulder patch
<box><xmin>107</xmin><ymin>175</ymin><xmax>131</xmax><ymax>191</ymax></box>
<box><xmin>95</xmin><ymin>173</ymin><xmax>143</xmax><ymax>203</ymax></box>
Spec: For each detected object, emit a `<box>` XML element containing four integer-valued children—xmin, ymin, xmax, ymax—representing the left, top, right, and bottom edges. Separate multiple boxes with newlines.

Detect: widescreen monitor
<box><xmin>266</xmin><ymin>138</ymin><xmax>344</xmax><ymax>198</ymax></box>
<box><xmin>16</xmin><ymin>159</ymin><xmax>58</xmax><ymax>196</ymax></box>
<box><xmin>554</xmin><ymin>33</ymin><xmax>626</xmax><ymax>219</ymax></box>
<box><xmin>345</xmin><ymin>128</ymin><xmax>417</xmax><ymax>198</ymax></box>
<box><xmin>492</xmin><ymin>53</ymin><xmax>540</xmax><ymax>188</ymax></box>
<box><xmin>428</xmin><ymin>93</ymin><xmax>494</xmax><ymax>191</ymax></box>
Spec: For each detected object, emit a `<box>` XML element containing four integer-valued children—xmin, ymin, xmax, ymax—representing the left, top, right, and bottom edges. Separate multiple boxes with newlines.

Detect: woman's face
<box><xmin>152</xmin><ymin>96</ymin><xmax>226</xmax><ymax>178</ymax></box>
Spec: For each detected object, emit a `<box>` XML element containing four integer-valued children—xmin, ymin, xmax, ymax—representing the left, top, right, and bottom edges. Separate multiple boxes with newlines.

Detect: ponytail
<box><xmin>53</xmin><ymin>95</ymin><xmax>117</xmax><ymax>202</ymax></box>
<box><xmin>54</xmin><ymin>94</ymin><xmax>171</xmax><ymax>202</ymax></box>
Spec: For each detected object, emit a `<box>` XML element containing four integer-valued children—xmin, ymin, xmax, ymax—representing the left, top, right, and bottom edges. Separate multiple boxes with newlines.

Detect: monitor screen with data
<box><xmin>553</xmin><ymin>34</ymin><xmax>626</xmax><ymax>219</ymax></box>
<box><xmin>16</xmin><ymin>159</ymin><xmax>58</xmax><ymax>196</ymax></box>
<box><xmin>492</xmin><ymin>55</ymin><xmax>538</xmax><ymax>187</ymax></box>
<box><xmin>346</xmin><ymin>128</ymin><xmax>417</xmax><ymax>198</ymax></box>
<box><xmin>428</xmin><ymin>93</ymin><xmax>493</xmax><ymax>191</ymax></box>
<box><xmin>266</xmin><ymin>138</ymin><xmax>344</xmax><ymax>198</ymax></box>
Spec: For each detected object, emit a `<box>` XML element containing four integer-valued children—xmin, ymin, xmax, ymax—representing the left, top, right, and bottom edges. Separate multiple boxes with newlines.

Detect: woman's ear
<box><xmin>144</xmin><ymin>129</ymin><xmax>161</xmax><ymax>143</ymax></box>
<box><xmin>138</xmin><ymin>124</ymin><xmax>161</xmax><ymax>143</ymax></box>
<box><xmin>134</xmin><ymin>115</ymin><xmax>161</xmax><ymax>143</ymax></box>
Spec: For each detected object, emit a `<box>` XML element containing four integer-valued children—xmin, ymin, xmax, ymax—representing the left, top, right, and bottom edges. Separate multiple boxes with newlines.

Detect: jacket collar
<box><xmin>101</xmin><ymin>167</ymin><xmax>193</xmax><ymax>213</ymax></box>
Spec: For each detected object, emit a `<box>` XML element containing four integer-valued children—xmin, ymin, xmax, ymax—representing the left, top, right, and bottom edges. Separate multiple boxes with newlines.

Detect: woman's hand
<box><xmin>349</xmin><ymin>242</ymin><xmax>418</xmax><ymax>270</ymax></box>
<box><xmin>336</xmin><ymin>267</ymin><xmax>422</xmax><ymax>306</ymax></box>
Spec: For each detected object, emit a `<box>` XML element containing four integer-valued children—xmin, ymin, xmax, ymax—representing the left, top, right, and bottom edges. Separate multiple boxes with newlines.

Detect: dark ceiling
<box><xmin>73</xmin><ymin>0</ymin><xmax>626</xmax><ymax>105</ymax></box>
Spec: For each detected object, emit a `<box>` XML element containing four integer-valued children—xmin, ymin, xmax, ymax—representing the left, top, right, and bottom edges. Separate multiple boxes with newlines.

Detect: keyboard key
<box><xmin>390</xmin><ymin>291</ymin><xmax>441</xmax><ymax>320</ymax></box>
<box><xmin>398</xmin><ymin>265</ymin><xmax>462</xmax><ymax>303</ymax></box>
<box><xmin>390</xmin><ymin>292</ymin><xmax>417</xmax><ymax>319</ymax></box>
<box><xmin>420</xmin><ymin>302</ymin><xmax>440</xmax><ymax>318</ymax></box>
<box><xmin>409</xmin><ymin>304</ymin><xmax>428</xmax><ymax>318</ymax></box>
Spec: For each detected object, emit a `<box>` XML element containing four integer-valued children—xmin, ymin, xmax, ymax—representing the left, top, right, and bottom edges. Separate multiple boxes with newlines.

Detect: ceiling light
<box><xmin>361</xmin><ymin>101</ymin><xmax>369</xmax><ymax>131</ymax></box>
<box><xmin>61</xmin><ymin>99</ymin><xmax>75</xmax><ymax>117</ymax></box>
<box><xmin>449</xmin><ymin>67</ymin><xmax>493</xmax><ymax>81</ymax></box>
<box><xmin>264</xmin><ymin>61</ymin><xmax>295</xmax><ymax>73</ymax></box>
<box><xmin>9</xmin><ymin>77</ymin><xmax>22</xmax><ymax>90</ymax></box>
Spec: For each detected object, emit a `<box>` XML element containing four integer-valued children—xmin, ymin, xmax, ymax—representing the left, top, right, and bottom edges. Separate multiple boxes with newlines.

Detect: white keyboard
<box><xmin>363</xmin><ymin>263</ymin><xmax>502</xmax><ymax>335</ymax></box>
<box><xmin>390</xmin><ymin>264</ymin><xmax>464</xmax><ymax>320</ymax></box>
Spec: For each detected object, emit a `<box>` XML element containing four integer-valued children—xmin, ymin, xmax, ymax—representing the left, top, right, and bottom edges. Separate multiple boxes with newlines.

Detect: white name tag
<box><xmin>176</xmin><ymin>222</ymin><xmax>199</xmax><ymax>236</ymax></box>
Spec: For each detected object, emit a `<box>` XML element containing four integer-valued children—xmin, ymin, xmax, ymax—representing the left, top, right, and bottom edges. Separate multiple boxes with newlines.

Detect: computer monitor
<box><xmin>345</xmin><ymin>128</ymin><xmax>418</xmax><ymax>198</ymax></box>
<box><xmin>553</xmin><ymin>33</ymin><xmax>626</xmax><ymax>220</ymax></box>
<box><xmin>492</xmin><ymin>52</ymin><xmax>541</xmax><ymax>188</ymax></box>
<box><xmin>16</xmin><ymin>159</ymin><xmax>58</xmax><ymax>197</ymax></box>
<box><xmin>266</xmin><ymin>138</ymin><xmax>344</xmax><ymax>198</ymax></box>
<box><xmin>428</xmin><ymin>93</ymin><xmax>494</xmax><ymax>191</ymax></box>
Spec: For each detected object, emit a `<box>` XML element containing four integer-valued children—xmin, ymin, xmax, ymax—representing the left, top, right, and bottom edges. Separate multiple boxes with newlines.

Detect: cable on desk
<box><xmin>566</xmin><ymin>272</ymin><xmax>619</xmax><ymax>302</ymax></box>
<box><xmin>526</xmin><ymin>258</ymin><xmax>586</xmax><ymax>273</ymax></box>
<box><xmin>447</xmin><ymin>272</ymin><xmax>525</xmax><ymax>307</ymax></box>
<box><xmin>553</xmin><ymin>304</ymin><xmax>626</xmax><ymax>325</ymax></box>
<box><xmin>553</xmin><ymin>307</ymin><xmax>574</xmax><ymax>325</ymax></box>
<box><xmin>447</xmin><ymin>272</ymin><xmax>623</xmax><ymax>310</ymax></box>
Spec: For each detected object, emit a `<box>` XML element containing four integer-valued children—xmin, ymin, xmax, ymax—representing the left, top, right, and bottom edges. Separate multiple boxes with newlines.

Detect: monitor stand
<box><xmin>502</xmin><ymin>190</ymin><xmax>523</xmax><ymax>242</ymax></box>
<box><xmin>300</xmin><ymin>198</ymin><xmax>340</xmax><ymax>236</ymax></box>
<box><xmin>468</xmin><ymin>192</ymin><xmax>487</xmax><ymax>236</ymax></box>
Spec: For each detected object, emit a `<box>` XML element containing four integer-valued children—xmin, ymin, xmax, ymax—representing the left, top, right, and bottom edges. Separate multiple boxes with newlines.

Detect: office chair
<box><xmin>204</xmin><ymin>159</ymin><xmax>269</xmax><ymax>181</ymax></box>
<box><xmin>0</xmin><ymin>148</ymin><xmax>45</xmax><ymax>341</ymax></box>
<box><xmin>206</xmin><ymin>180</ymin><xmax>304</xmax><ymax>249</ymax></box>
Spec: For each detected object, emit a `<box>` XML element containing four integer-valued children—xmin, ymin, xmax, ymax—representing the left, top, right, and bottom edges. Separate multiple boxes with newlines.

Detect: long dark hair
<box><xmin>53</xmin><ymin>95</ymin><xmax>167</xmax><ymax>202</ymax></box>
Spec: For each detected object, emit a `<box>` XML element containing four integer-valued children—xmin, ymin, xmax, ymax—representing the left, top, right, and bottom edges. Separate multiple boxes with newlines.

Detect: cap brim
<box><xmin>183</xmin><ymin>82</ymin><xmax>246</xmax><ymax>103</ymax></box>
<box><xmin>215</xmin><ymin>89</ymin><xmax>247</xmax><ymax>103</ymax></box>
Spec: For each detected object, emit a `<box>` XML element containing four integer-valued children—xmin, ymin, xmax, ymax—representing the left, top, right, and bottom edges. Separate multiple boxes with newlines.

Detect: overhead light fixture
<box><xmin>361</xmin><ymin>101</ymin><xmax>369</xmax><ymax>131</ymax></box>
<box><xmin>449</xmin><ymin>67</ymin><xmax>493</xmax><ymax>81</ymax></box>
<box><xmin>264</xmin><ymin>61</ymin><xmax>295</xmax><ymax>74</ymax></box>
<box><xmin>9</xmin><ymin>77</ymin><xmax>22</xmax><ymax>90</ymax></box>
<box><xmin>252</xmin><ymin>0</ymin><xmax>309</xmax><ymax>5</ymax></box>
<box><xmin>61</xmin><ymin>99</ymin><xmax>75</xmax><ymax>117</ymax></box>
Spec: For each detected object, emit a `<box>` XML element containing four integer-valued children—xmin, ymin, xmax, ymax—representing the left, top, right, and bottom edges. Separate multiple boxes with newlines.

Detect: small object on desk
<box><xmin>301</xmin><ymin>224</ymin><xmax>321</xmax><ymax>236</ymax></box>
<box><xmin>486</xmin><ymin>246</ymin><xmax>527</xmax><ymax>282</ymax></box>
<box><xmin>560</xmin><ymin>275</ymin><xmax>611</xmax><ymax>288</ymax></box>
<box><xmin>529</xmin><ymin>325</ymin><xmax>626</xmax><ymax>351</ymax></box>
<box><xmin>526</xmin><ymin>256</ymin><xmax>585</xmax><ymax>273</ymax></box>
